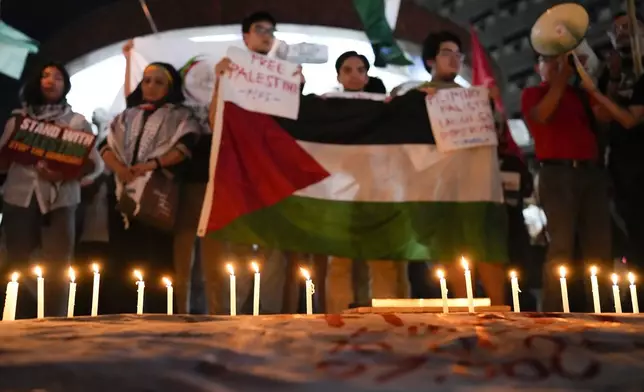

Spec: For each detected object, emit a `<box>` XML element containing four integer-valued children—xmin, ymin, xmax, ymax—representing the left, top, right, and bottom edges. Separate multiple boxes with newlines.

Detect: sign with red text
<box><xmin>222</xmin><ymin>46</ymin><xmax>301</xmax><ymax>120</ymax></box>
<box><xmin>0</xmin><ymin>115</ymin><xmax>96</xmax><ymax>179</ymax></box>
<box><xmin>426</xmin><ymin>87</ymin><xmax>498</xmax><ymax>152</ymax></box>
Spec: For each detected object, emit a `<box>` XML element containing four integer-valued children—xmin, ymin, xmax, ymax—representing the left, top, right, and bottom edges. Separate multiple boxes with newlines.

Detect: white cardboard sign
<box><xmin>221</xmin><ymin>46</ymin><xmax>301</xmax><ymax>120</ymax></box>
<box><xmin>426</xmin><ymin>86</ymin><xmax>498</xmax><ymax>152</ymax></box>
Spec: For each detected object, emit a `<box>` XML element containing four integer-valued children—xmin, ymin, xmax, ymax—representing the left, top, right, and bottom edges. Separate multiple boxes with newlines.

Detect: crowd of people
<box><xmin>0</xmin><ymin>9</ymin><xmax>642</xmax><ymax>318</ymax></box>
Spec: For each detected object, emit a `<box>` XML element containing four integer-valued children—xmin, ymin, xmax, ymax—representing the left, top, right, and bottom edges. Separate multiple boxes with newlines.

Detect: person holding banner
<box><xmin>325</xmin><ymin>51</ymin><xmax>410</xmax><ymax>313</ymax></box>
<box><xmin>208</xmin><ymin>11</ymin><xmax>308</xmax><ymax>315</ymax></box>
<box><xmin>417</xmin><ymin>31</ymin><xmax>508</xmax><ymax>305</ymax></box>
<box><xmin>0</xmin><ymin>62</ymin><xmax>103</xmax><ymax>318</ymax></box>
<box><xmin>99</xmin><ymin>62</ymin><xmax>201</xmax><ymax>314</ymax></box>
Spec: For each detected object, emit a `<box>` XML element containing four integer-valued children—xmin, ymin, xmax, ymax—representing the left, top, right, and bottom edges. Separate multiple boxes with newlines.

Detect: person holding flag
<box><xmin>417</xmin><ymin>30</ymin><xmax>509</xmax><ymax>305</ymax></box>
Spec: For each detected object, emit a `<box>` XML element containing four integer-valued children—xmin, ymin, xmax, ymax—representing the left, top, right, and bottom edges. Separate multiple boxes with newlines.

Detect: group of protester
<box><xmin>0</xmin><ymin>9</ymin><xmax>642</xmax><ymax>318</ymax></box>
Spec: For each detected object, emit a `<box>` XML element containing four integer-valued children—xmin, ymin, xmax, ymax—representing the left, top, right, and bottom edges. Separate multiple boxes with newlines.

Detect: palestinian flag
<box><xmin>200</xmin><ymin>91</ymin><xmax>508</xmax><ymax>262</ymax></box>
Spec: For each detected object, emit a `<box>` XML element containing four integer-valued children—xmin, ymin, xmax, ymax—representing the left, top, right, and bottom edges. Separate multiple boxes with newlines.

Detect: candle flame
<box><xmin>68</xmin><ymin>267</ymin><xmax>76</xmax><ymax>283</ymax></box>
<box><xmin>92</xmin><ymin>263</ymin><xmax>100</xmax><ymax>274</ymax></box>
<box><xmin>34</xmin><ymin>266</ymin><xmax>42</xmax><ymax>278</ymax></box>
<box><xmin>226</xmin><ymin>264</ymin><xmax>235</xmax><ymax>276</ymax></box>
<box><xmin>629</xmin><ymin>272</ymin><xmax>636</xmax><ymax>285</ymax></box>
<box><xmin>162</xmin><ymin>277</ymin><xmax>172</xmax><ymax>287</ymax></box>
<box><xmin>612</xmin><ymin>273</ymin><xmax>619</xmax><ymax>285</ymax></box>
<box><xmin>436</xmin><ymin>269</ymin><xmax>445</xmax><ymax>279</ymax></box>
<box><xmin>10</xmin><ymin>272</ymin><xmax>19</xmax><ymax>282</ymax></box>
<box><xmin>558</xmin><ymin>266</ymin><xmax>567</xmax><ymax>278</ymax></box>
<box><xmin>251</xmin><ymin>261</ymin><xmax>259</xmax><ymax>273</ymax></box>
<box><xmin>510</xmin><ymin>270</ymin><xmax>517</xmax><ymax>279</ymax></box>
<box><xmin>300</xmin><ymin>267</ymin><xmax>311</xmax><ymax>280</ymax></box>
<box><xmin>133</xmin><ymin>269</ymin><xmax>143</xmax><ymax>281</ymax></box>
<box><xmin>461</xmin><ymin>256</ymin><xmax>469</xmax><ymax>270</ymax></box>
<box><xmin>590</xmin><ymin>266</ymin><xmax>598</xmax><ymax>276</ymax></box>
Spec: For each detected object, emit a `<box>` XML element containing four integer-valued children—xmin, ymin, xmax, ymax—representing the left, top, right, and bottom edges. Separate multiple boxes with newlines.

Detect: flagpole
<box><xmin>138</xmin><ymin>0</ymin><xmax>159</xmax><ymax>34</ymax></box>
<box><xmin>197</xmin><ymin>80</ymin><xmax>225</xmax><ymax>236</ymax></box>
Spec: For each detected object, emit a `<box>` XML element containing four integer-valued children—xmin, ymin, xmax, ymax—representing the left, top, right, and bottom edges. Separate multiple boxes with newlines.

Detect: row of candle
<box><xmin>2</xmin><ymin>261</ymin><xmax>316</xmax><ymax>321</ymax></box>
<box><xmin>2</xmin><ymin>264</ymin><xmax>174</xmax><ymax>321</ymax></box>
<box><xmin>434</xmin><ymin>258</ymin><xmax>639</xmax><ymax>314</ymax></box>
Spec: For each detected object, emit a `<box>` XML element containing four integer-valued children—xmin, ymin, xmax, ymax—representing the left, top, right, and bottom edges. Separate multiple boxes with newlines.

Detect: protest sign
<box><xmin>0</xmin><ymin>115</ymin><xmax>96</xmax><ymax>179</ymax></box>
<box><xmin>221</xmin><ymin>46</ymin><xmax>302</xmax><ymax>119</ymax></box>
<box><xmin>426</xmin><ymin>86</ymin><xmax>498</xmax><ymax>152</ymax></box>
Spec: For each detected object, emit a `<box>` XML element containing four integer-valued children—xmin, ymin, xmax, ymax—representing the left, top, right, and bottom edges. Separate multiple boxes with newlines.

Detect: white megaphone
<box><xmin>267</xmin><ymin>39</ymin><xmax>329</xmax><ymax>64</ymax></box>
<box><xmin>530</xmin><ymin>3</ymin><xmax>600</xmax><ymax>78</ymax></box>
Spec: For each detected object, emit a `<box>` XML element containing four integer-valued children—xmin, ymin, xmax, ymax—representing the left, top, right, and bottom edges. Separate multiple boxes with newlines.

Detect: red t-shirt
<box><xmin>521</xmin><ymin>84</ymin><xmax>597</xmax><ymax>160</ymax></box>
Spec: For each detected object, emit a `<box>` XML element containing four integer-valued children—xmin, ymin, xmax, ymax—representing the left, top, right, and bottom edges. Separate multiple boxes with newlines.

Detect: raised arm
<box><xmin>584</xmin><ymin>75</ymin><xmax>644</xmax><ymax>129</ymax></box>
<box><xmin>123</xmin><ymin>40</ymin><xmax>134</xmax><ymax>100</ymax></box>
<box><xmin>529</xmin><ymin>57</ymin><xmax>573</xmax><ymax>124</ymax></box>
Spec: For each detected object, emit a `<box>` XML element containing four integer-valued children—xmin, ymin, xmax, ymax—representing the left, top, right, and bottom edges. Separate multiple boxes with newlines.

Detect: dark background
<box><xmin>0</xmin><ymin>0</ymin><xmax>639</xmax><ymax>133</ymax></box>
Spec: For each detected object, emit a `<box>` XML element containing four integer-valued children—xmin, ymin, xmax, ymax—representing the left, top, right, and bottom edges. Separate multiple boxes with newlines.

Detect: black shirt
<box><xmin>598</xmin><ymin>69</ymin><xmax>644</xmax><ymax>167</ymax></box>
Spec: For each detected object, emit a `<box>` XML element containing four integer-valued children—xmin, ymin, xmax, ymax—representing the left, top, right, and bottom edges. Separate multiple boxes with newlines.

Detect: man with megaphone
<box><xmin>521</xmin><ymin>49</ymin><xmax>614</xmax><ymax>313</ymax></box>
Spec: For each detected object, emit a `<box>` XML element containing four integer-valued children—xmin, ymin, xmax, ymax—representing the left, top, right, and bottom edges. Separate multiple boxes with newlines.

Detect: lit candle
<box><xmin>227</xmin><ymin>264</ymin><xmax>236</xmax><ymax>316</ymax></box>
<box><xmin>510</xmin><ymin>270</ymin><xmax>521</xmax><ymax>313</ymax></box>
<box><xmin>163</xmin><ymin>277</ymin><xmax>173</xmax><ymax>315</ymax></box>
<box><xmin>251</xmin><ymin>261</ymin><xmax>260</xmax><ymax>316</ymax></box>
<box><xmin>590</xmin><ymin>266</ymin><xmax>601</xmax><ymax>314</ymax></box>
<box><xmin>612</xmin><ymin>273</ymin><xmax>622</xmax><ymax>314</ymax></box>
<box><xmin>34</xmin><ymin>266</ymin><xmax>44</xmax><ymax>319</ymax></box>
<box><xmin>91</xmin><ymin>263</ymin><xmax>100</xmax><ymax>317</ymax></box>
<box><xmin>2</xmin><ymin>272</ymin><xmax>19</xmax><ymax>321</ymax></box>
<box><xmin>67</xmin><ymin>267</ymin><xmax>76</xmax><ymax>318</ymax></box>
<box><xmin>461</xmin><ymin>257</ymin><xmax>474</xmax><ymax>313</ymax></box>
<box><xmin>436</xmin><ymin>269</ymin><xmax>449</xmax><ymax>313</ymax></box>
<box><xmin>559</xmin><ymin>266</ymin><xmax>570</xmax><ymax>313</ymax></box>
<box><xmin>134</xmin><ymin>270</ymin><xmax>144</xmax><ymax>315</ymax></box>
<box><xmin>629</xmin><ymin>272</ymin><xmax>639</xmax><ymax>314</ymax></box>
<box><xmin>301</xmin><ymin>267</ymin><xmax>314</xmax><ymax>315</ymax></box>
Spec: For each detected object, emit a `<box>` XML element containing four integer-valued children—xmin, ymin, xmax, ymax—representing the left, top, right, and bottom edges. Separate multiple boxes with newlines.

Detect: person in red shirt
<box><xmin>521</xmin><ymin>54</ymin><xmax>612</xmax><ymax>313</ymax></box>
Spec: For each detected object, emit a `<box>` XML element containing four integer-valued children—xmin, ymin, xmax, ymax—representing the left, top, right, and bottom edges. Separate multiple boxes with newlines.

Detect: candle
<box><xmin>510</xmin><ymin>270</ymin><xmax>521</xmax><ymax>313</ymax></box>
<box><xmin>301</xmin><ymin>267</ymin><xmax>314</xmax><ymax>315</ymax></box>
<box><xmin>559</xmin><ymin>266</ymin><xmax>570</xmax><ymax>313</ymax></box>
<box><xmin>134</xmin><ymin>270</ymin><xmax>144</xmax><ymax>315</ymax></box>
<box><xmin>629</xmin><ymin>272</ymin><xmax>639</xmax><ymax>314</ymax></box>
<box><xmin>91</xmin><ymin>263</ymin><xmax>100</xmax><ymax>317</ymax></box>
<box><xmin>227</xmin><ymin>264</ymin><xmax>236</xmax><ymax>316</ymax></box>
<box><xmin>612</xmin><ymin>273</ymin><xmax>622</xmax><ymax>314</ymax></box>
<box><xmin>67</xmin><ymin>267</ymin><xmax>77</xmax><ymax>318</ymax></box>
<box><xmin>2</xmin><ymin>272</ymin><xmax>19</xmax><ymax>321</ymax></box>
<box><xmin>163</xmin><ymin>277</ymin><xmax>173</xmax><ymax>315</ymax></box>
<box><xmin>436</xmin><ymin>269</ymin><xmax>449</xmax><ymax>313</ymax></box>
<box><xmin>461</xmin><ymin>257</ymin><xmax>475</xmax><ymax>313</ymax></box>
<box><xmin>34</xmin><ymin>266</ymin><xmax>44</xmax><ymax>319</ymax></box>
<box><xmin>251</xmin><ymin>261</ymin><xmax>260</xmax><ymax>316</ymax></box>
<box><xmin>590</xmin><ymin>266</ymin><xmax>601</xmax><ymax>314</ymax></box>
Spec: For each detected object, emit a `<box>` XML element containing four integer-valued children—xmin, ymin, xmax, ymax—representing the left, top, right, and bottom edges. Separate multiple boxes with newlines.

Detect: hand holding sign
<box><xmin>214</xmin><ymin>57</ymin><xmax>233</xmax><ymax>77</ymax></box>
<box><xmin>35</xmin><ymin>161</ymin><xmax>65</xmax><ymax>182</ymax></box>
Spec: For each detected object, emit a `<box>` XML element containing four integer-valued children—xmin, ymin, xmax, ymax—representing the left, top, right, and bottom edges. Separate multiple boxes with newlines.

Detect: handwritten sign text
<box><xmin>426</xmin><ymin>87</ymin><xmax>498</xmax><ymax>152</ymax></box>
<box><xmin>222</xmin><ymin>47</ymin><xmax>301</xmax><ymax>119</ymax></box>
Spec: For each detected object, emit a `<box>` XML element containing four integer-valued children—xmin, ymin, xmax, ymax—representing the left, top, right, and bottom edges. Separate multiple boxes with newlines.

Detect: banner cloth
<box><xmin>1</xmin><ymin>312</ymin><xmax>643</xmax><ymax>390</ymax></box>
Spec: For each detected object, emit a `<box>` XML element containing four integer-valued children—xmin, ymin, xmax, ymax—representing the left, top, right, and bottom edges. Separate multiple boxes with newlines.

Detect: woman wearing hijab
<box><xmin>0</xmin><ymin>62</ymin><xmax>103</xmax><ymax>318</ymax></box>
<box><xmin>99</xmin><ymin>62</ymin><xmax>201</xmax><ymax>314</ymax></box>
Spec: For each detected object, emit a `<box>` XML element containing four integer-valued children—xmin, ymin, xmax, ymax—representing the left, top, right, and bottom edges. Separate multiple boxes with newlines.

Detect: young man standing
<box><xmin>420</xmin><ymin>31</ymin><xmax>507</xmax><ymax>305</ymax></box>
<box><xmin>324</xmin><ymin>51</ymin><xmax>409</xmax><ymax>313</ymax></box>
<box><xmin>522</xmin><ymin>54</ymin><xmax>612</xmax><ymax>312</ymax></box>
<box><xmin>209</xmin><ymin>11</ymin><xmax>308</xmax><ymax>314</ymax></box>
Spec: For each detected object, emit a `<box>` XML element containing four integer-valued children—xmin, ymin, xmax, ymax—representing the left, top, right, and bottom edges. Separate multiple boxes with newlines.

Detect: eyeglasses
<box><xmin>253</xmin><ymin>25</ymin><xmax>276</xmax><ymax>37</ymax></box>
<box><xmin>438</xmin><ymin>49</ymin><xmax>465</xmax><ymax>61</ymax></box>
